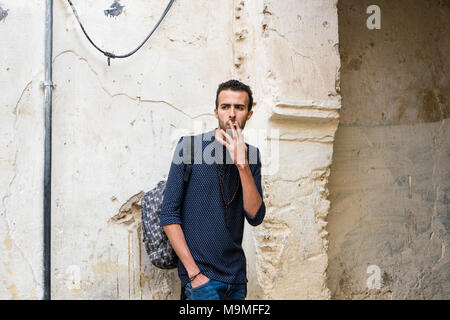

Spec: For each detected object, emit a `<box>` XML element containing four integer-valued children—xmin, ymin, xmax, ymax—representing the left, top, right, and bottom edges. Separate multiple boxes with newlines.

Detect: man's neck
<box><xmin>214</xmin><ymin>126</ymin><xmax>220</xmax><ymax>141</ymax></box>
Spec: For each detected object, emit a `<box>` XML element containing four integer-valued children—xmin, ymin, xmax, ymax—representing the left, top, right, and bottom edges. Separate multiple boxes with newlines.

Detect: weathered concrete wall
<box><xmin>1</xmin><ymin>0</ymin><xmax>341</xmax><ymax>299</ymax></box>
<box><xmin>327</xmin><ymin>0</ymin><xmax>449</xmax><ymax>299</ymax></box>
<box><xmin>239</xmin><ymin>0</ymin><xmax>340</xmax><ymax>299</ymax></box>
<box><xmin>51</xmin><ymin>0</ymin><xmax>233</xmax><ymax>300</ymax></box>
<box><xmin>0</xmin><ymin>0</ymin><xmax>46</xmax><ymax>299</ymax></box>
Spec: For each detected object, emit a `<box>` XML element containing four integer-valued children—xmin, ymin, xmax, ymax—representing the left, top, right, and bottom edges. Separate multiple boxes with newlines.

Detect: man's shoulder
<box><xmin>180</xmin><ymin>129</ymin><xmax>215</xmax><ymax>141</ymax></box>
<box><xmin>244</xmin><ymin>141</ymin><xmax>259</xmax><ymax>149</ymax></box>
<box><xmin>175</xmin><ymin>130</ymin><xmax>214</xmax><ymax>147</ymax></box>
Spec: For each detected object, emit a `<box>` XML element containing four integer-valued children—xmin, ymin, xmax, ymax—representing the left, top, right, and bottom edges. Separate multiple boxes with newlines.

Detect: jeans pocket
<box><xmin>189</xmin><ymin>279</ymin><xmax>211</xmax><ymax>293</ymax></box>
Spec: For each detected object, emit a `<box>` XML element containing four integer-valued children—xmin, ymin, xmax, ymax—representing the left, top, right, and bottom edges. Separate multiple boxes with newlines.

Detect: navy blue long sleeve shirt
<box><xmin>160</xmin><ymin>128</ymin><xmax>265</xmax><ymax>288</ymax></box>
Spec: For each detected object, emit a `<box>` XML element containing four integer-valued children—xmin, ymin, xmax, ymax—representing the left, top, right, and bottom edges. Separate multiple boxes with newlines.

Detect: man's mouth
<box><xmin>227</xmin><ymin>120</ymin><xmax>238</xmax><ymax>128</ymax></box>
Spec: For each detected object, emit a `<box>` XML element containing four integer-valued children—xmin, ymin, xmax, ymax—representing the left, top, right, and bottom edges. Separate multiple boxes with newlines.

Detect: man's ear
<box><xmin>214</xmin><ymin>107</ymin><xmax>219</xmax><ymax>120</ymax></box>
<box><xmin>246</xmin><ymin>109</ymin><xmax>253</xmax><ymax>121</ymax></box>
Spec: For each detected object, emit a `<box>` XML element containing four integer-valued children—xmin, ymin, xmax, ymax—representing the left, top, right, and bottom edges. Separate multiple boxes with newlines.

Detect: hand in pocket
<box><xmin>191</xmin><ymin>273</ymin><xmax>210</xmax><ymax>289</ymax></box>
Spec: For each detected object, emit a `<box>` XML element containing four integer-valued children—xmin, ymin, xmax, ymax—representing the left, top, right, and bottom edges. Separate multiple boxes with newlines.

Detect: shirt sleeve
<box><xmin>243</xmin><ymin>147</ymin><xmax>266</xmax><ymax>227</ymax></box>
<box><xmin>160</xmin><ymin>136</ymin><xmax>186</xmax><ymax>227</ymax></box>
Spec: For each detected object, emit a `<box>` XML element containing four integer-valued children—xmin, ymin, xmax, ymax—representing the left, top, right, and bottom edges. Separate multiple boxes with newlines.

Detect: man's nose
<box><xmin>229</xmin><ymin>106</ymin><xmax>236</xmax><ymax>118</ymax></box>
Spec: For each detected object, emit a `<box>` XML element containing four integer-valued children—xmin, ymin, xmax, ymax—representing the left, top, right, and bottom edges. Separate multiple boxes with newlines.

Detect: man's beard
<box><xmin>218</xmin><ymin>118</ymin><xmax>247</xmax><ymax>137</ymax></box>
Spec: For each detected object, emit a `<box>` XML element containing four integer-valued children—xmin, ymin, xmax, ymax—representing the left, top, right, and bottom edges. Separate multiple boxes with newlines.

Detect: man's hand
<box><xmin>215</xmin><ymin>121</ymin><xmax>263</xmax><ymax>219</ymax></box>
<box><xmin>190</xmin><ymin>273</ymin><xmax>210</xmax><ymax>288</ymax></box>
<box><xmin>163</xmin><ymin>225</ymin><xmax>206</xmax><ymax>288</ymax></box>
<box><xmin>216</xmin><ymin>120</ymin><xmax>248</xmax><ymax>170</ymax></box>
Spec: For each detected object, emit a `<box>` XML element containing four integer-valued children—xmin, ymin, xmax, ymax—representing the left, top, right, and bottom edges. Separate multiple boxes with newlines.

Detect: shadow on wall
<box><xmin>326</xmin><ymin>0</ymin><xmax>450</xmax><ymax>300</ymax></box>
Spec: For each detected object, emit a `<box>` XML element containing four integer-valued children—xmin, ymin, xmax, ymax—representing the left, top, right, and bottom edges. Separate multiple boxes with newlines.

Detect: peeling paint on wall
<box><xmin>104</xmin><ymin>0</ymin><xmax>124</xmax><ymax>17</ymax></box>
<box><xmin>109</xmin><ymin>191</ymin><xmax>144</xmax><ymax>230</ymax></box>
<box><xmin>0</xmin><ymin>5</ymin><xmax>9</xmax><ymax>22</ymax></box>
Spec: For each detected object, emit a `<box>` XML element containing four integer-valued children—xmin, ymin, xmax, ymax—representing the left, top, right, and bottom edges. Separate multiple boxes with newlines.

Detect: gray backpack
<box><xmin>141</xmin><ymin>136</ymin><xmax>194</xmax><ymax>269</ymax></box>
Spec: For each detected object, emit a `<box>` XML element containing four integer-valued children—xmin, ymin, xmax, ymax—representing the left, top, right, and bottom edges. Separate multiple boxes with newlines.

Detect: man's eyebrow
<box><xmin>220</xmin><ymin>103</ymin><xmax>245</xmax><ymax>107</ymax></box>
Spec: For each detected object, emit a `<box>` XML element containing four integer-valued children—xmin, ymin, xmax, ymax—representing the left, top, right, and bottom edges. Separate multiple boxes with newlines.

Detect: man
<box><xmin>160</xmin><ymin>79</ymin><xmax>266</xmax><ymax>300</ymax></box>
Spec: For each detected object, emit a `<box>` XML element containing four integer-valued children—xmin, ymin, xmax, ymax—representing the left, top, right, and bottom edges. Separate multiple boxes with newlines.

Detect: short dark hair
<box><xmin>215</xmin><ymin>79</ymin><xmax>254</xmax><ymax>111</ymax></box>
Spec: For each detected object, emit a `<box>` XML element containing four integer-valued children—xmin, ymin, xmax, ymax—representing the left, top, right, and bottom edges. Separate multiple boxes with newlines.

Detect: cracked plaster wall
<box><xmin>0</xmin><ymin>0</ymin><xmax>46</xmax><ymax>300</ymax></box>
<box><xmin>1</xmin><ymin>0</ymin><xmax>341</xmax><ymax>299</ymax></box>
<box><xmin>238</xmin><ymin>0</ymin><xmax>340</xmax><ymax>299</ymax></box>
<box><xmin>327</xmin><ymin>0</ymin><xmax>449</xmax><ymax>299</ymax></box>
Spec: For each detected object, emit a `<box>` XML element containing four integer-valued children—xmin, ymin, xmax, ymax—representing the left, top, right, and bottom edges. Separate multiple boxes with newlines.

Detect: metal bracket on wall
<box><xmin>40</xmin><ymin>80</ymin><xmax>56</xmax><ymax>89</ymax></box>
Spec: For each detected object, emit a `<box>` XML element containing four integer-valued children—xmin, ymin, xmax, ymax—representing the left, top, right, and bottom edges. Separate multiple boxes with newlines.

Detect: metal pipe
<box><xmin>43</xmin><ymin>0</ymin><xmax>54</xmax><ymax>301</ymax></box>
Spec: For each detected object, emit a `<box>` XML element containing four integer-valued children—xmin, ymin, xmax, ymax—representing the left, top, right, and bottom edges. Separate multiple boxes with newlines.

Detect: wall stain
<box><xmin>418</xmin><ymin>89</ymin><xmax>443</xmax><ymax>123</ymax></box>
<box><xmin>104</xmin><ymin>0</ymin><xmax>124</xmax><ymax>17</ymax></box>
<box><xmin>8</xmin><ymin>284</ymin><xmax>19</xmax><ymax>300</ymax></box>
<box><xmin>0</xmin><ymin>6</ymin><xmax>8</xmax><ymax>22</ymax></box>
<box><xmin>346</xmin><ymin>57</ymin><xmax>362</xmax><ymax>71</ymax></box>
<box><xmin>4</xmin><ymin>234</ymin><xmax>13</xmax><ymax>250</ymax></box>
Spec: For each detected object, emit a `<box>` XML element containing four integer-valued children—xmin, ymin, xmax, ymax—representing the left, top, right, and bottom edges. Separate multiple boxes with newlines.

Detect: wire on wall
<box><xmin>66</xmin><ymin>0</ymin><xmax>175</xmax><ymax>66</ymax></box>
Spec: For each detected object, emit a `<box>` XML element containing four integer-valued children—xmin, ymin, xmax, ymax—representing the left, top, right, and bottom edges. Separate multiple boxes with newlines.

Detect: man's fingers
<box><xmin>231</xmin><ymin>121</ymin><xmax>244</xmax><ymax>142</ymax></box>
<box><xmin>229</xmin><ymin>121</ymin><xmax>238</xmax><ymax>139</ymax></box>
<box><xmin>221</xmin><ymin>129</ymin><xmax>233</xmax><ymax>145</ymax></box>
<box><xmin>236</xmin><ymin>126</ymin><xmax>244</xmax><ymax>142</ymax></box>
<box><xmin>235</xmin><ymin>122</ymin><xmax>242</xmax><ymax>134</ymax></box>
<box><xmin>216</xmin><ymin>134</ymin><xmax>229</xmax><ymax>147</ymax></box>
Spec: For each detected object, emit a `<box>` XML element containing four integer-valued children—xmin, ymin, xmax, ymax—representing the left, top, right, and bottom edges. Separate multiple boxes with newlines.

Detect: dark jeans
<box><xmin>181</xmin><ymin>279</ymin><xmax>247</xmax><ymax>300</ymax></box>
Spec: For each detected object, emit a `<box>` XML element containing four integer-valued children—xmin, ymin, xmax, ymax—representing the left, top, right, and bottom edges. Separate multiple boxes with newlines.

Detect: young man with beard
<box><xmin>160</xmin><ymin>79</ymin><xmax>266</xmax><ymax>300</ymax></box>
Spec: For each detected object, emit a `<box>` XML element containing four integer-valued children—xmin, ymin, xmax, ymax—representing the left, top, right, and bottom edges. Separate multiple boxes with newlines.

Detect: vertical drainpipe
<box><xmin>43</xmin><ymin>0</ymin><xmax>53</xmax><ymax>301</ymax></box>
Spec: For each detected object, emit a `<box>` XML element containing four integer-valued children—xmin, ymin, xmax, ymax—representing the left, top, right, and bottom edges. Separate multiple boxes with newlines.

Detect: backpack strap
<box><xmin>183</xmin><ymin>135</ymin><xmax>195</xmax><ymax>183</ymax></box>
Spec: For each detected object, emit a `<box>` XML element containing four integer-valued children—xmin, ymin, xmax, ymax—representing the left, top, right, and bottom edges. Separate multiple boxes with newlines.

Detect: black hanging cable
<box><xmin>66</xmin><ymin>0</ymin><xmax>175</xmax><ymax>65</ymax></box>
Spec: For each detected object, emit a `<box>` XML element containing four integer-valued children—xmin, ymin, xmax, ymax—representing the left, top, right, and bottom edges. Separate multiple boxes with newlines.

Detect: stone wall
<box><xmin>240</xmin><ymin>0</ymin><xmax>340</xmax><ymax>299</ymax></box>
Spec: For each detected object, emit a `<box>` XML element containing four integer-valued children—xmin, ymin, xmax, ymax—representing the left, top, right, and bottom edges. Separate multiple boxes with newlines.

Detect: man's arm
<box><xmin>159</xmin><ymin>137</ymin><xmax>209</xmax><ymax>287</ymax></box>
<box><xmin>240</xmin><ymin>146</ymin><xmax>266</xmax><ymax>226</ymax></box>
<box><xmin>216</xmin><ymin>126</ymin><xmax>266</xmax><ymax>226</ymax></box>
<box><xmin>238</xmin><ymin>164</ymin><xmax>262</xmax><ymax>217</ymax></box>
<box><xmin>162</xmin><ymin>224</ymin><xmax>209</xmax><ymax>287</ymax></box>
